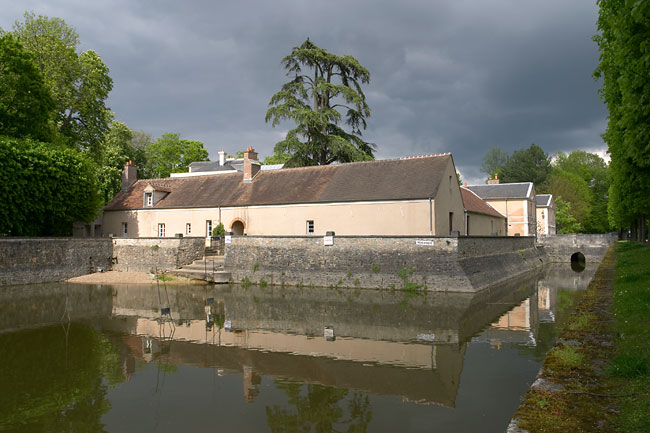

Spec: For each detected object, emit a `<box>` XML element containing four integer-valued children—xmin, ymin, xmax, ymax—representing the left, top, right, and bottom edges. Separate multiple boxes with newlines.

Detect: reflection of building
<box><xmin>482</xmin><ymin>295</ymin><xmax>540</xmax><ymax>347</ymax></box>
<box><xmin>94</xmin><ymin>272</ymin><xmax>540</xmax><ymax>407</ymax></box>
<box><xmin>537</xmin><ymin>284</ymin><xmax>557</xmax><ymax>323</ymax></box>
<box><xmin>243</xmin><ymin>366</ymin><xmax>261</xmax><ymax>403</ymax></box>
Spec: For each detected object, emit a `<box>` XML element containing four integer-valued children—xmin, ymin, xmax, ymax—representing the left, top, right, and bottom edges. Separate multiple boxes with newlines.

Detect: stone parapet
<box><xmin>538</xmin><ymin>233</ymin><xmax>617</xmax><ymax>263</ymax></box>
<box><xmin>224</xmin><ymin>235</ymin><xmax>543</xmax><ymax>292</ymax></box>
<box><xmin>111</xmin><ymin>237</ymin><xmax>205</xmax><ymax>272</ymax></box>
<box><xmin>0</xmin><ymin>238</ymin><xmax>113</xmax><ymax>286</ymax></box>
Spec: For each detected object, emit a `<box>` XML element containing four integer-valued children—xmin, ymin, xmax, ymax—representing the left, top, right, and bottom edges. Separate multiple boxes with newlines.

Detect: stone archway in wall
<box><xmin>230</xmin><ymin>218</ymin><xmax>245</xmax><ymax>235</ymax></box>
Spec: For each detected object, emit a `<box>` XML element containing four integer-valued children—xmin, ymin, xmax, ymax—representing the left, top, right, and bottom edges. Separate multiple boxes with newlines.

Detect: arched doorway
<box><xmin>230</xmin><ymin>219</ymin><xmax>245</xmax><ymax>235</ymax></box>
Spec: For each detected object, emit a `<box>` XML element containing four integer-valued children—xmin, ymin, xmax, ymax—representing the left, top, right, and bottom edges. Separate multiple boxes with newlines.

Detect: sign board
<box><xmin>224</xmin><ymin>320</ymin><xmax>232</xmax><ymax>330</ymax></box>
<box><xmin>324</xmin><ymin>326</ymin><xmax>335</xmax><ymax>341</ymax></box>
<box><xmin>416</xmin><ymin>240</ymin><xmax>435</xmax><ymax>246</ymax></box>
<box><xmin>323</xmin><ymin>235</ymin><xmax>334</xmax><ymax>246</ymax></box>
<box><xmin>225</xmin><ymin>235</ymin><xmax>232</xmax><ymax>244</ymax></box>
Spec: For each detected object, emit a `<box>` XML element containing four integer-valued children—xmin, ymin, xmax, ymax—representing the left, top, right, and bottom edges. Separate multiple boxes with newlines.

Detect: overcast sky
<box><xmin>0</xmin><ymin>1</ymin><xmax>607</xmax><ymax>184</ymax></box>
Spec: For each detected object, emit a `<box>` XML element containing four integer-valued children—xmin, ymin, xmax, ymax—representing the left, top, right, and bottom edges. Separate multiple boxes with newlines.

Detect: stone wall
<box><xmin>224</xmin><ymin>235</ymin><xmax>542</xmax><ymax>293</ymax></box>
<box><xmin>538</xmin><ymin>233</ymin><xmax>617</xmax><ymax>263</ymax></box>
<box><xmin>0</xmin><ymin>238</ymin><xmax>112</xmax><ymax>286</ymax></box>
<box><xmin>111</xmin><ymin>237</ymin><xmax>205</xmax><ymax>272</ymax></box>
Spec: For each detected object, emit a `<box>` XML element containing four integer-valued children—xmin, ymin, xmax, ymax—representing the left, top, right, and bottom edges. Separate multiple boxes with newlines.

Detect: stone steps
<box><xmin>169</xmin><ymin>255</ymin><xmax>230</xmax><ymax>283</ymax></box>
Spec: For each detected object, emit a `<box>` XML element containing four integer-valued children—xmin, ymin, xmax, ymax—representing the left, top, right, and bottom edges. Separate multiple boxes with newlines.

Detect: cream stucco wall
<box><xmin>105</xmin><ymin>199</ymin><xmax>441</xmax><ymax>237</ymax></box>
<box><xmin>483</xmin><ymin>198</ymin><xmax>536</xmax><ymax>236</ymax></box>
<box><xmin>433</xmin><ymin>158</ymin><xmax>466</xmax><ymax>236</ymax></box>
<box><xmin>466</xmin><ymin>212</ymin><xmax>506</xmax><ymax>236</ymax></box>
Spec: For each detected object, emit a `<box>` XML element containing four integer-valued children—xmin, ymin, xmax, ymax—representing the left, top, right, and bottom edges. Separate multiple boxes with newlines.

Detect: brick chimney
<box><xmin>487</xmin><ymin>174</ymin><xmax>500</xmax><ymax>185</ymax></box>
<box><xmin>121</xmin><ymin>160</ymin><xmax>137</xmax><ymax>189</ymax></box>
<box><xmin>243</xmin><ymin>147</ymin><xmax>260</xmax><ymax>182</ymax></box>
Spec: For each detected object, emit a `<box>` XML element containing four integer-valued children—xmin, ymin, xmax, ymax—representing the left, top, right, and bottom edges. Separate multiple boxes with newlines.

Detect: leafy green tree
<box><xmin>550</xmin><ymin>151</ymin><xmax>610</xmax><ymax>233</ymax></box>
<box><xmin>146</xmin><ymin>132</ymin><xmax>209</xmax><ymax>178</ymax></box>
<box><xmin>0</xmin><ymin>34</ymin><xmax>55</xmax><ymax>141</ymax></box>
<box><xmin>11</xmin><ymin>12</ymin><xmax>113</xmax><ymax>158</ymax></box>
<box><xmin>480</xmin><ymin>146</ymin><xmax>508</xmax><ymax>179</ymax></box>
<box><xmin>0</xmin><ymin>136</ymin><xmax>100</xmax><ymax>235</ymax></box>
<box><xmin>555</xmin><ymin>196</ymin><xmax>582</xmax><ymax>234</ymax></box>
<box><xmin>262</xmin><ymin>151</ymin><xmax>291</xmax><ymax>165</ymax></box>
<box><xmin>266</xmin><ymin>39</ymin><xmax>375</xmax><ymax>167</ymax></box>
<box><xmin>594</xmin><ymin>0</ymin><xmax>650</xmax><ymax>238</ymax></box>
<box><xmin>500</xmin><ymin>143</ymin><xmax>551</xmax><ymax>187</ymax></box>
<box><xmin>97</xmin><ymin>121</ymin><xmax>151</xmax><ymax>204</ymax></box>
<box><xmin>546</xmin><ymin>169</ymin><xmax>592</xmax><ymax>229</ymax></box>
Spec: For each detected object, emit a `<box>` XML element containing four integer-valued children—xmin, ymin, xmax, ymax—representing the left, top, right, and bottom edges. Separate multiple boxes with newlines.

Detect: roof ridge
<box><xmin>260</xmin><ymin>153</ymin><xmax>450</xmax><ymax>174</ymax></box>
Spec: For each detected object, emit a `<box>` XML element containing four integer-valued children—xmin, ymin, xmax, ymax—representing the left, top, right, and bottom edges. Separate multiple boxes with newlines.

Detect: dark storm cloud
<box><xmin>0</xmin><ymin>0</ymin><xmax>606</xmax><ymax>183</ymax></box>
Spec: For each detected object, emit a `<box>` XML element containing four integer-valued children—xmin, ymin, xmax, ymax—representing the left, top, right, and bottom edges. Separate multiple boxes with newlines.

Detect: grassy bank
<box><xmin>512</xmin><ymin>241</ymin><xmax>650</xmax><ymax>432</ymax></box>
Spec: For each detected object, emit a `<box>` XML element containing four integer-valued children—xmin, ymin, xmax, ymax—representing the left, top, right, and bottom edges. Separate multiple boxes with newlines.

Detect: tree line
<box><xmin>0</xmin><ymin>13</ymin><xmax>209</xmax><ymax>235</ymax></box>
<box><xmin>481</xmin><ymin>144</ymin><xmax>610</xmax><ymax>234</ymax></box>
<box><xmin>594</xmin><ymin>0</ymin><xmax>650</xmax><ymax>242</ymax></box>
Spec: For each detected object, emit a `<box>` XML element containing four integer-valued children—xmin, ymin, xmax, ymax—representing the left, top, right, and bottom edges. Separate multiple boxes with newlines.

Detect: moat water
<box><xmin>0</xmin><ymin>263</ymin><xmax>597</xmax><ymax>432</ymax></box>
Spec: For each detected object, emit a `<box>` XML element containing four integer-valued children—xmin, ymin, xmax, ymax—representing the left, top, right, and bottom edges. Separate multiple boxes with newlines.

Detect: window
<box><xmin>158</xmin><ymin>223</ymin><xmax>165</xmax><ymax>237</ymax></box>
<box><xmin>122</xmin><ymin>222</ymin><xmax>128</xmax><ymax>237</ymax></box>
<box><xmin>206</xmin><ymin>220</ymin><xmax>212</xmax><ymax>236</ymax></box>
<box><xmin>306</xmin><ymin>220</ymin><xmax>314</xmax><ymax>235</ymax></box>
<box><xmin>186</xmin><ymin>223</ymin><xmax>191</xmax><ymax>235</ymax></box>
<box><xmin>449</xmin><ymin>212</ymin><xmax>454</xmax><ymax>235</ymax></box>
<box><xmin>145</xmin><ymin>193</ymin><xmax>153</xmax><ymax>207</ymax></box>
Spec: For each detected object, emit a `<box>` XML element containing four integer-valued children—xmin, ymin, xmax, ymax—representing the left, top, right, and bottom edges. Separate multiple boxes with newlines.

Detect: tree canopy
<box><xmin>480</xmin><ymin>146</ymin><xmax>508</xmax><ymax>178</ymax></box>
<box><xmin>499</xmin><ymin>143</ymin><xmax>551</xmax><ymax>187</ymax></box>
<box><xmin>0</xmin><ymin>34</ymin><xmax>55</xmax><ymax>141</ymax></box>
<box><xmin>594</xmin><ymin>0</ymin><xmax>650</xmax><ymax>238</ymax></box>
<box><xmin>11</xmin><ymin>12</ymin><xmax>113</xmax><ymax>158</ymax></box>
<box><xmin>265</xmin><ymin>39</ymin><xmax>375</xmax><ymax>167</ymax></box>
<box><xmin>146</xmin><ymin>133</ymin><xmax>209</xmax><ymax>178</ymax></box>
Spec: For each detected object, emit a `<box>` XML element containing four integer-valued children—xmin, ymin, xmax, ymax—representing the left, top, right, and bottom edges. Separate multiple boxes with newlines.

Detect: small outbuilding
<box><xmin>460</xmin><ymin>187</ymin><xmax>507</xmax><ymax>236</ymax></box>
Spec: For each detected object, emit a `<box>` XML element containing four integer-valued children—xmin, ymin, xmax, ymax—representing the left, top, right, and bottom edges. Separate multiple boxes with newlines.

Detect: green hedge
<box><xmin>0</xmin><ymin>136</ymin><xmax>100</xmax><ymax>236</ymax></box>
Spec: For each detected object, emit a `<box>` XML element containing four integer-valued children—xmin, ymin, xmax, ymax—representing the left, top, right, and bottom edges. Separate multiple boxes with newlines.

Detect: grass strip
<box><xmin>512</xmin><ymin>241</ymin><xmax>650</xmax><ymax>432</ymax></box>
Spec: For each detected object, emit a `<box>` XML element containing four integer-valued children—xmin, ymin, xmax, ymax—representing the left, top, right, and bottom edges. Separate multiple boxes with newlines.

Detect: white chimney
<box><xmin>219</xmin><ymin>149</ymin><xmax>226</xmax><ymax>166</ymax></box>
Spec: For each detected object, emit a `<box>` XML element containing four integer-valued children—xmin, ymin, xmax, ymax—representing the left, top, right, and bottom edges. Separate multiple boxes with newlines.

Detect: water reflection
<box><xmin>0</xmin><ymin>263</ymin><xmax>597</xmax><ymax>432</ymax></box>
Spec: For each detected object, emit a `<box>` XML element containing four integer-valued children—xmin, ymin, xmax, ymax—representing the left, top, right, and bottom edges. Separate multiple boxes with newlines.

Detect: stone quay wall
<box><xmin>538</xmin><ymin>233</ymin><xmax>618</xmax><ymax>264</ymax></box>
<box><xmin>111</xmin><ymin>237</ymin><xmax>205</xmax><ymax>272</ymax></box>
<box><xmin>0</xmin><ymin>238</ymin><xmax>113</xmax><ymax>286</ymax></box>
<box><xmin>224</xmin><ymin>235</ymin><xmax>541</xmax><ymax>293</ymax></box>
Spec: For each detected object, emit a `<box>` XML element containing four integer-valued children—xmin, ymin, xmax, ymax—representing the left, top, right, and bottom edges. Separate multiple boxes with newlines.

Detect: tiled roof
<box><xmin>460</xmin><ymin>187</ymin><xmax>505</xmax><ymax>218</ymax></box>
<box><xmin>536</xmin><ymin>194</ymin><xmax>552</xmax><ymax>207</ymax></box>
<box><xmin>105</xmin><ymin>154</ymin><xmax>453</xmax><ymax>211</ymax></box>
<box><xmin>189</xmin><ymin>160</ymin><xmax>239</xmax><ymax>172</ymax></box>
<box><xmin>467</xmin><ymin>182</ymin><xmax>533</xmax><ymax>199</ymax></box>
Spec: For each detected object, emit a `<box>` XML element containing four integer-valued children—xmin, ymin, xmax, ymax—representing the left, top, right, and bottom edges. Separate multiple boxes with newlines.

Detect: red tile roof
<box><xmin>460</xmin><ymin>187</ymin><xmax>505</xmax><ymax>218</ymax></box>
<box><xmin>105</xmin><ymin>154</ymin><xmax>453</xmax><ymax>211</ymax></box>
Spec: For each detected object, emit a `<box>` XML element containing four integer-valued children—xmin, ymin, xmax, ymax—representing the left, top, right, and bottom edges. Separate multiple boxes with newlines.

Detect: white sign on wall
<box><xmin>225</xmin><ymin>235</ymin><xmax>232</xmax><ymax>244</ymax></box>
<box><xmin>416</xmin><ymin>240</ymin><xmax>435</xmax><ymax>246</ymax></box>
<box><xmin>323</xmin><ymin>235</ymin><xmax>334</xmax><ymax>246</ymax></box>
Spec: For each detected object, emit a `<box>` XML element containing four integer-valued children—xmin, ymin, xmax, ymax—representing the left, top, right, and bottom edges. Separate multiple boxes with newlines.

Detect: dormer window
<box><xmin>145</xmin><ymin>193</ymin><xmax>153</xmax><ymax>207</ymax></box>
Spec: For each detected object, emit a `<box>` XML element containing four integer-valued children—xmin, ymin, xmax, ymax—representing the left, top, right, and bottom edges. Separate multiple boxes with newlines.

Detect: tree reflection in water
<box><xmin>266</xmin><ymin>382</ymin><xmax>372</xmax><ymax>432</ymax></box>
<box><xmin>0</xmin><ymin>323</ymin><xmax>123</xmax><ymax>432</ymax></box>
